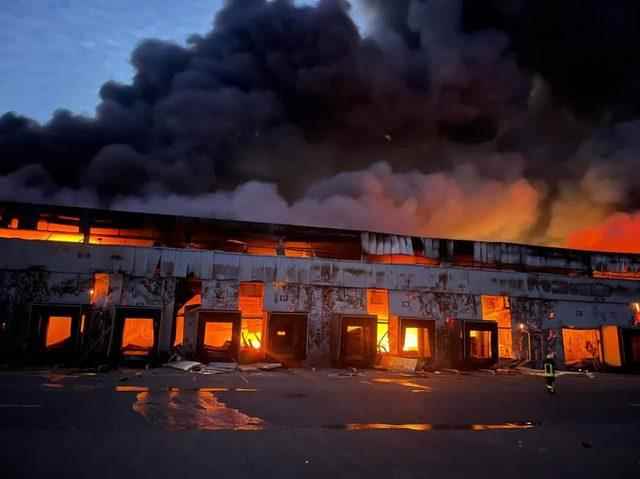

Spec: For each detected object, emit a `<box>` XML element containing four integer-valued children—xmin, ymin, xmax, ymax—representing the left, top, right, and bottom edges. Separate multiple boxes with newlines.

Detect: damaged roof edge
<box><xmin>1</xmin><ymin>200</ymin><xmax>639</xmax><ymax>269</ymax></box>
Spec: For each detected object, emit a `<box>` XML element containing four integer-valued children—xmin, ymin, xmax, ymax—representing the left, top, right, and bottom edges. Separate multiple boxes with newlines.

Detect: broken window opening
<box><xmin>562</xmin><ymin>328</ymin><xmax>602</xmax><ymax>365</ymax></box>
<box><xmin>121</xmin><ymin>318</ymin><xmax>155</xmax><ymax>357</ymax></box>
<box><xmin>46</xmin><ymin>316</ymin><xmax>72</xmax><ymax>349</ymax></box>
<box><xmin>469</xmin><ymin>330</ymin><xmax>492</xmax><ymax>359</ymax></box>
<box><xmin>481</xmin><ymin>295</ymin><xmax>513</xmax><ymax>358</ymax></box>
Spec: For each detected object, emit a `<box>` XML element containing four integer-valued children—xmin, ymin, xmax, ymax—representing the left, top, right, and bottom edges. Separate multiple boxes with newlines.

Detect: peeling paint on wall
<box><xmin>202</xmin><ymin>280</ymin><xmax>239</xmax><ymax>310</ymax></box>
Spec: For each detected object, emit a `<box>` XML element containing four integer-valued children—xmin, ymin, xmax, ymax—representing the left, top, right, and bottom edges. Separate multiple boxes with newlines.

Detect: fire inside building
<box><xmin>1</xmin><ymin>201</ymin><xmax>640</xmax><ymax>371</ymax></box>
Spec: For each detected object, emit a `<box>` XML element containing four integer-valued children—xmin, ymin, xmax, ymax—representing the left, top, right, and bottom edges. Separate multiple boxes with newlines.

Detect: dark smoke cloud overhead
<box><xmin>2</xmin><ymin>0</ymin><xmax>640</xmax><ymax>252</ymax></box>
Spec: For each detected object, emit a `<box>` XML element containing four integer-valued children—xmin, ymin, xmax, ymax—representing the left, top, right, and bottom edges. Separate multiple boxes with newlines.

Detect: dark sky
<box><xmin>1</xmin><ymin>0</ymin><xmax>640</xmax><ymax>251</ymax></box>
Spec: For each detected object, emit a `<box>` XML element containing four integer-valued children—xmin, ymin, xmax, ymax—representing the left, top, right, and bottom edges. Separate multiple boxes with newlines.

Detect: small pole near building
<box><xmin>519</xmin><ymin>323</ymin><xmax>532</xmax><ymax>362</ymax></box>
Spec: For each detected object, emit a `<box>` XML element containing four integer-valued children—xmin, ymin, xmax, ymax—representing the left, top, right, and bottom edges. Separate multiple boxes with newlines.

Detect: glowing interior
<box><xmin>601</xmin><ymin>325</ymin><xmax>622</xmax><ymax>367</ymax></box>
<box><xmin>403</xmin><ymin>327</ymin><xmax>419</xmax><ymax>352</ymax></box>
<box><xmin>239</xmin><ymin>283</ymin><xmax>264</xmax><ymax>351</ymax></box>
<box><xmin>203</xmin><ymin>322</ymin><xmax>233</xmax><ymax>349</ymax></box>
<box><xmin>481</xmin><ymin>295</ymin><xmax>513</xmax><ymax>358</ymax></box>
<box><xmin>562</xmin><ymin>329</ymin><xmax>602</xmax><ymax>364</ymax></box>
<box><xmin>367</xmin><ymin>289</ymin><xmax>389</xmax><ymax>353</ymax></box>
<box><xmin>469</xmin><ymin>330</ymin><xmax>492</xmax><ymax>359</ymax></box>
<box><xmin>46</xmin><ymin>316</ymin><xmax>72</xmax><ymax>349</ymax></box>
<box><xmin>121</xmin><ymin>318</ymin><xmax>155</xmax><ymax>356</ymax></box>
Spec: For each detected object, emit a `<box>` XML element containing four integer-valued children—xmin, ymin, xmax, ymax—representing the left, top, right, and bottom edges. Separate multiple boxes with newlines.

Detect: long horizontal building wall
<box><xmin>1</xmin><ymin>201</ymin><xmax>639</xmax><ymax>369</ymax></box>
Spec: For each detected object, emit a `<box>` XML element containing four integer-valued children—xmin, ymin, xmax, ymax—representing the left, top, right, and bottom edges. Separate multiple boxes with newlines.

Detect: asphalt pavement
<box><xmin>1</xmin><ymin>367</ymin><xmax>639</xmax><ymax>478</ymax></box>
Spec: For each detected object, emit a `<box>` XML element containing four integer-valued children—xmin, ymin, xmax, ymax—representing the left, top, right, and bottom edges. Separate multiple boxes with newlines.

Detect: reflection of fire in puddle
<box><xmin>371</xmin><ymin>378</ymin><xmax>432</xmax><ymax>392</ymax></box>
<box><xmin>132</xmin><ymin>390</ymin><xmax>265</xmax><ymax>431</ymax></box>
<box><xmin>326</xmin><ymin>422</ymin><xmax>537</xmax><ymax>431</ymax></box>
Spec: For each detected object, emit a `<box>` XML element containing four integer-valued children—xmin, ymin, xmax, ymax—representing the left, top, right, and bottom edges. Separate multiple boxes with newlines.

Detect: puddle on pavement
<box><xmin>371</xmin><ymin>378</ymin><xmax>432</xmax><ymax>392</ymax></box>
<box><xmin>132</xmin><ymin>389</ymin><xmax>265</xmax><ymax>431</ymax></box>
<box><xmin>325</xmin><ymin>421</ymin><xmax>538</xmax><ymax>432</ymax></box>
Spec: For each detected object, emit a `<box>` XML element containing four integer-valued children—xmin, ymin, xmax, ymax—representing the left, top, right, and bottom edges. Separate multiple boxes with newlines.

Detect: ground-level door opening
<box><xmin>464</xmin><ymin>320</ymin><xmax>499</xmax><ymax>368</ymax></box>
<box><xmin>399</xmin><ymin>318</ymin><xmax>435</xmax><ymax>362</ymax></box>
<box><xmin>197</xmin><ymin>311</ymin><xmax>241</xmax><ymax>363</ymax></box>
<box><xmin>340</xmin><ymin>315</ymin><xmax>377</xmax><ymax>368</ymax></box>
<box><xmin>267</xmin><ymin>313</ymin><xmax>307</xmax><ymax>363</ymax></box>
<box><xmin>238</xmin><ymin>282</ymin><xmax>265</xmax><ymax>364</ymax></box>
<box><xmin>481</xmin><ymin>296</ymin><xmax>513</xmax><ymax>360</ymax></box>
<box><xmin>32</xmin><ymin>305</ymin><xmax>83</xmax><ymax>362</ymax></box>
<box><xmin>111</xmin><ymin>308</ymin><xmax>161</xmax><ymax>365</ymax></box>
<box><xmin>601</xmin><ymin>325</ymin><xmax>623</xmax><ymax>368</ymax></box>
<box><xmin>562</xmin><ymin>328</ymin><xmax>602</xmax><ymax>368</ymax></box>
<box><xmin>622</xmin><ymin>328</ymin><xmax>640</xmax><ymax>371</ymax></box>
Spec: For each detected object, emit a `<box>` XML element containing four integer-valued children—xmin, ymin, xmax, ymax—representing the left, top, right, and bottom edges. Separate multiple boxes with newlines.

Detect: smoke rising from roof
<box><xmin>1</xmin><ymin>0</ymin><xmax>640</xmax><ymax>251</ymax></box>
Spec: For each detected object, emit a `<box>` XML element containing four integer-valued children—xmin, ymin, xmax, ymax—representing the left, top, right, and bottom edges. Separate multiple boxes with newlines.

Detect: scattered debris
<box><xmin>165</xmin><ymin>361</ymin><xmax>204</xmax><ymax>372</ymax></box>
<box><xmin>379</xmin><ymin>355</ymin><xmax>418</xmax><ymax>373</ymax></box>
<box><xmin>441</xmin><ymin>368</ymin><xmax>461</xmax><ymax>375</ymax></box>
<box><xmin>255</xmin><ymin>362</ymin><xmax>283</xmax><ymax>371</ymax></box>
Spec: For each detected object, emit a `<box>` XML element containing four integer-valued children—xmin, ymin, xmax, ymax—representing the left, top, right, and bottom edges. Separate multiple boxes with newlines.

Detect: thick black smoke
<box><xmin>1</xmin><ymin>0</ymin><xmax>640</xmax><ymax>248</ymax></box>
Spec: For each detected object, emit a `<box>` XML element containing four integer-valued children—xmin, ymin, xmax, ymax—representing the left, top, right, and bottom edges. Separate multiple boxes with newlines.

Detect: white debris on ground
<box><xmin>164</xmin><ymin>361</ymin><xmax>283</xmax><ymax>375</ymax></box>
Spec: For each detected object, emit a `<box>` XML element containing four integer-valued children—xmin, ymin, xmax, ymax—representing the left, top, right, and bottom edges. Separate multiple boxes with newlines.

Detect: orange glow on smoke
<box><xmin>46</xmin><ymin>316</ymin><xmax>72</xmax><ymax>349</ymax></box>
<box><xmin>121</xmin><ymin>318</ymin><xmax>155</xmax><ymax>356</ymax></box>
<box><xmin>566</xmin><ymin>212</ymin><xmax>640</xmax><ymax>253</ymax></box>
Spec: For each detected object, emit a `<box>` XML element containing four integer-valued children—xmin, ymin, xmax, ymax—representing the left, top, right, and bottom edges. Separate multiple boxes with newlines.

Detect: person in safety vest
<box><xmin>543</xmin><ymin>352</ymin><xmax>556</xmax><ymax>394</ymax></box>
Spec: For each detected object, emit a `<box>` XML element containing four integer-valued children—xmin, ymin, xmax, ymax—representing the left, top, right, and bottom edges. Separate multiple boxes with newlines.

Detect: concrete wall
<box><xmin>1</xmin><ymin>238</ymin><xmax>639</xmax><ymax>365</ymax></box>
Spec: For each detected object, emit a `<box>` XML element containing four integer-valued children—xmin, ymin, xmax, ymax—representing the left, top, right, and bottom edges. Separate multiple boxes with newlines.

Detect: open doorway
<box><xmin>481</xmin><ymin>296</ymin><xmax>513</xmax><ymax>359</ymax></box>
<box><xmin>238</xmin><ymin>282</ymin><xmax>265</xmax><ymax>362</ymax></box>
<box><xmin>112</xmin><ymin>308</ymin><xmax>160</xmax><ymax>363</ymax></box>
<box><xmin>464</xmin><ymin>320</ymin><xmax>498</xmax><ymax>368</ymax></box>
<box><xmin>32</xmin><ymin>305</ymin><xmax>82</xmax><ymax>360</ymax></box>
<box><xmin>197</xmin><ymin>312</ymin><xmax>241</xmax><ymax>363</ymax></box>
<box><xmin>340</xmin><ymin>315</ymin><xmax>377</xmax><ymax>368</ymax></box>
<box><xmin>267</xmin><ymin>313</ymin><xmax>307</xmax><ymax>362</ymax></box>
<box><xmin>562</xmin><ymin>328</ymin><xmax>602</xmax><ymax>367</ymax></box>
<box><xmin>367</xmin><ymin>289</ymin><xmax>390</xmax><ymax>354</ymax></box>
<box><xmin>399</xmin><ymin>318</ymin><xmax>435</xmax><ymax>361</ymax></box>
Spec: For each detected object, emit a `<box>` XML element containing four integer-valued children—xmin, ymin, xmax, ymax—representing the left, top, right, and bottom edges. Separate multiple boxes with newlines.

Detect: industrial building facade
<box><xmin>1</xmin><ymin>201</ymin><xmax>640</xmax><ymax>370</ymax></box>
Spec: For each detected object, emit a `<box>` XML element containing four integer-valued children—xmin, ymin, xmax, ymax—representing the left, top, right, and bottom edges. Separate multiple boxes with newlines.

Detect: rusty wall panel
<box><xmin>120</xmin><ymin>277</ymin><xmax>168</xmax><ymax>308</ymax></box>
<box><xmin>47</xmin><ymin>273</ymin><xmax>92</xmax><ymax>304</ymax></box>
<box><xmin>264</xmin><ymin>283</ymin><xmax>311</xmax><ymax>312</ymax></box>
<box><xmin>201</xmin><ymin>279</ymin><xmax>239</xmax><ymax>310</ymax></box>
<box><xmin>213</xmin><ymin>253</ymin><xmax>240</xmax><ymax>281</ymax></box>
<box><xmin>390</xmin><ymin>291</ymin><xmax>479</xmax><ymax>321</ymax></box>
<box><xmin>510</xmin><ymin>298</ymin><xmax>555</xmax><ymax>332</ymax></box>
<box><xmin>238</xmin><ymin>256</ymin><xmax>278</xmax><ymax>283</ymax></box>
<box><xmin>306</xmin><ymin>286</ymin><xmax>366</xmax><ymax>366</ymax></box>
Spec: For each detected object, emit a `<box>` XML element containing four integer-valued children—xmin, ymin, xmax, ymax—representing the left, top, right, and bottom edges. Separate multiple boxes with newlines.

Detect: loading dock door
<box><xmin>32</xmin><ymin>305</ymin><xmax>82</xmax><ymax>356</ymax></box>
<box><xmin>562</xmin><ymin>328</ymin><xmax>602</xmax><ymax>366</ymax></box>
<box><xmin>463</xmin><ymin>320</ymin><xmax>499</xmax><ymax>367</ymax></box>
<box><xmin>197</xmin><ymin>312</ymin><xmax>241</xmax><ymax>363</ymax></box>
<box><xmin>622</xmin><ymin>328</ymin><xmax>640</xmax><ymax>369</ymax></box>
<box><xmin>268</xmin><ymin>313</ymin><xmax>307</xmax><ymax>360</ymax></box>
<box><xmin>341</xmin><ymin>316</ymin><xmax>377</xmax><ymax>368</ymax></box>
<box><xmin>399</xmin><ymin>319</ymin><xmax>435</xmax><ymax>360</ymax></box>
<box><xmin>112</xmin><ymin>308</ymin><xmax>161</xmax><ymax>361</ymax></box>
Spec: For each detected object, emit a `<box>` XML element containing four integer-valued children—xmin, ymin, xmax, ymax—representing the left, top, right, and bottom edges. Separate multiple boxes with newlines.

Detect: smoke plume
<box><xmin>2</xmin><ymin>0</ymin><xmax>640</xmax><ymax>252</ymax></box>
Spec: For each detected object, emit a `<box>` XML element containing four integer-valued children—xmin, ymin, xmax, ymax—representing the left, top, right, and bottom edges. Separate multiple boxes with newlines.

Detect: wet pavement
<box><xmin>1</xmin><ymin>368</ymin><xmax>640</xmax><ymax>478</ymax></box>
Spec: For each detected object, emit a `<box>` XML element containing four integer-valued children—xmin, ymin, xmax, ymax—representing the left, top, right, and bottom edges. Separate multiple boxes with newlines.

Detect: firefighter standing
<box><xmin>543</xmin><ymin>352</ymin><xmax>556</xmax><ymax>394</ymax></box>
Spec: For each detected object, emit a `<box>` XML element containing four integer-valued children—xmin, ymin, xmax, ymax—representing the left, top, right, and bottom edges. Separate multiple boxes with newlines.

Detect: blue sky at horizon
<box><xmin>0</xmin><ymin>0</ymin><xmax>369</xmax><ymax>123</ymax></box>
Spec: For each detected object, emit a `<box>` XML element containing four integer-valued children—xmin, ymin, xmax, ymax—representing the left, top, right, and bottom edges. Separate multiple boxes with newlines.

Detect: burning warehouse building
<box><xmin>1</xmin><ymin>200</ymin><xmax>640</xmax><ymax>371</ymax></box>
